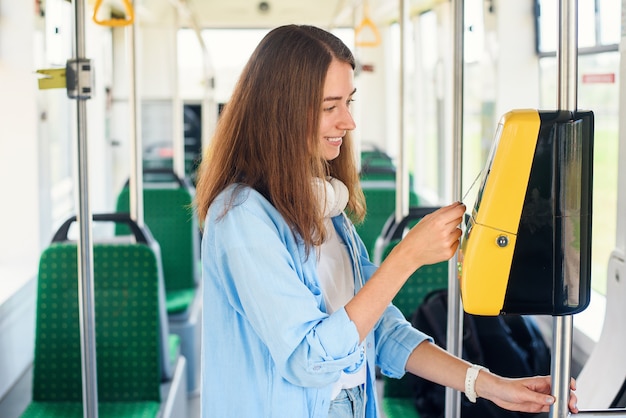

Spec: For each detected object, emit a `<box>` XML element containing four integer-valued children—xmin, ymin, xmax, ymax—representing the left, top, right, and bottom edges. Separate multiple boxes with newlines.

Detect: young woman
<box><xmin>195</xmin><ymin>24</ymin><xmax>578</xmax><ymax>418</ymax></box>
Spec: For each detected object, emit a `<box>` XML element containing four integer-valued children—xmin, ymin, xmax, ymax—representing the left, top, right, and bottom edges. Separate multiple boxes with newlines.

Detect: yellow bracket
<box><xmin>92</xmin><ymin>0</ymin><xmax>135</xmax><ymax>27</ymax></box>
<box><xmin>36</xmin><ymin>68</ymin><xmax>67</xmax><ymax>90</ymax></box>
<box><xmin>355</xmin><ymin>5</ymin><xmax>381</xmax><ymax>48</ymax></box>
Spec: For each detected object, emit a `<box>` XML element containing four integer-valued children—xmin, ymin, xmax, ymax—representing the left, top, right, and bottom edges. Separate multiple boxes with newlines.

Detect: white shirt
<box><xmin>317</xmin><ymin>217</ymin><xmax>367</xmax><ymax>399</ymax></box>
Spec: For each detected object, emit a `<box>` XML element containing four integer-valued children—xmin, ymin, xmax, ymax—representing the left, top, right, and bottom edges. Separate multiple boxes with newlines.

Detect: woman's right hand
<box><xmin>387</xmin><ymin>202</ymin><xmax>466</xmax><ymax>274</ymax></box>
<box><xmin>346</xmin><ymin>202</ymin><xmax>466</xmax><ymax>339</ymax></box>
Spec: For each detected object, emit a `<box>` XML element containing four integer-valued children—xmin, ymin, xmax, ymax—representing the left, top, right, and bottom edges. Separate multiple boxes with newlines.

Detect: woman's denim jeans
<box><xmin>328</xmin><ymin>385</ymin><xmax>365</xmax><ymax>418</ymax></box>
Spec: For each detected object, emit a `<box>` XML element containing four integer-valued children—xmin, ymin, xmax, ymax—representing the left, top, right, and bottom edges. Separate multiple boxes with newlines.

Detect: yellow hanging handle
<box><xmin>355</xmin><ymin>4</ymin><xmax>381</xmax><ymax>48</ymax></box>
<box><xmin>92</xmin><ymin>0</ymin><xmax>135</xmax><ymax>27</ymax></box>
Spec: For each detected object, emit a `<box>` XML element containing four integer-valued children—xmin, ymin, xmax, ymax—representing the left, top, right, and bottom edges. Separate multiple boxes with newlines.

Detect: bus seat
<box><xmin>383</xmin><ymin>399</ymin><xmax>421</xmax><ymax>418</ymax></box>
<box><xmin>116</xmin><ymin>169</ymin><xmax>200</xmax><ymax>316</ymax></box>
<box><xmin>357</xmin><ymin>151</ymin><xmax>419</xmax><ymax>259</ymax></box>
<box><xmin>375</xmin><ymin>207</ymin><xmax>448</xmax><ymax>417</ymax></box>
<box><xmin>115</xmin><ymin>168</ymin><xmax>201</xmax><ymax>393</ymax></box>
<box><xmin>360</xmin><ymin>163</ymin><xmax>396</xmax><ymax>183</ymax></box>
<box><xmin>20</xmin><ymin>213</ymin><xmax>187</xmax><ymax>418</ymax></box>
<box><xmin>356</xmin><ymin>184</ymin><xmax>420</xmax><ymax>259</ymax></box>
<box><xmin>360</xmin><ymin>144</ymin><xmax>395</xmax><ymax>174</ymax></box>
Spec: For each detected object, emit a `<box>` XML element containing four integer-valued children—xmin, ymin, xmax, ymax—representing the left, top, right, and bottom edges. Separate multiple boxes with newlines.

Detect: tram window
<box><xmin>578</xmin><ymin>0</ymin><xmax>599</xmax><ymax>48</ymax></box>
<box><xmin>535</xmin><ymin>0</ymin><xmax>620</xmax><ymax>55</ymax></box>
<box><xmin>538</xmin><ymin>52</ymin><xmax>619</xmax><ymax>300</ymax></box>
<box><xmin>598</xmin><ymin>0</ymin><xmax>621</xmax><ymax>45</ymax></box>
<box><xmin>199</xmin><ymin>29</ymin><xmax>270</xmax><ymax>104</ymax></box>
<box><xmin>579</xmin><ymin>52</ymin><xmax>619</xmax><ymax>298</ymax></box>
<box><xmin>197</xmin><ymin>27</ymin><xmax>354</xmax><ymax>105</ymax></box>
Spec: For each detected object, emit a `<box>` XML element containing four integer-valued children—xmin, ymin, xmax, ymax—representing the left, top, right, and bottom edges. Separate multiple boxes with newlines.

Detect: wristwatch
<box><xmin>465</xmin><ymin>364</ymin><xmax>488</xmax><ymax>403</ymax></box>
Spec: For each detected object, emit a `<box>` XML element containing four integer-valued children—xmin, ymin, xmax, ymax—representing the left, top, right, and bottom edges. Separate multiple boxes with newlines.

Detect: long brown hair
<box><xmin>195</xmin><ymin>25</ymin><xmax>365</xmax><ymax>250</ymax></box>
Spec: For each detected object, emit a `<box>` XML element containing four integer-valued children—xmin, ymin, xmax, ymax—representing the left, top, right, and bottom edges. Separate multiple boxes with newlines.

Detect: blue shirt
<box><xmin>201</xmin><ymin>185</ymin><xmax>431</xmax><ymax>417</ymax></box>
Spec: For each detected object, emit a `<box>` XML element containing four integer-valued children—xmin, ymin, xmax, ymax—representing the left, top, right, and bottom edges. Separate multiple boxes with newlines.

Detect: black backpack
<box><xmin>408</xmin><ymin>289</ymin><xmax>551</xmax><ymax>418</ymax></box>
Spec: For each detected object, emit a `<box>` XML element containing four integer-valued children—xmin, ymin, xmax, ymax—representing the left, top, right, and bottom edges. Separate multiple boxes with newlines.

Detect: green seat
<box><xmin>359</xmin><ymin>146</ymin><xmax>396</xmax><ymax>194</ymax></box>
<box><xmin>360</xmin><ymin>162</ymin><xmax>396</xmax><ymax>183</ymax></box>
<box><xmin>115</xmin><ymin>170</ymin><xmax>199</xmax><ymax>316</ymax></box>
<box><xmin>357</xmin><ymin>152</ymin><xmax>419</xmax><ymax>259</ymax></box>
<box><xmin>21</xmin><ymin>402</ymin><xmax>160</xmax><ymax>418</ymax></box>
<box><xmin>382</xmin><ymin>398</ymin><xmax>420</xmax><ymax>418</ymax></box>
<box><xmin>21</xmin><ymin>214</ymin><xmax>175</xmax><ymax>418</ymax></box>
<box><xmin>116</xmin><ymin>169</ymin><xmax>201</xmax><ymax>393</ymax></box>
<box><xmin>356</xmin><ymin>186</ymin><xmax>419</xmax><ymax>259</ymax></box>
<box><xmin>360</xmin><ymin>145</ymin><xmax>395</xmax><ymax>174</ymax></box>
<box><xmin>376</xmin><ymin>207</ymin><xmax>449</xmax><ymax>418</ymax></box>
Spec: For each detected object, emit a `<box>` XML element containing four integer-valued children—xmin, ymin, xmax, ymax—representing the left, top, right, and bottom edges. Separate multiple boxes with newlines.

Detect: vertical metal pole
<box><xmin>551</xmin><ymin>314</ymin><xmax>574</xmax><ymax>418</ymax></box>
<box><xmin>557</xmin><ymin>0</ymin><xmax>578</xmax><ymax>110</ymax></box>
<box><xmin>551</xmin><ymin>1</ymin><xmax>577</xmax><ymax>417</ymax></box>
<box><xmin>127</xmin><ymin>1</ymin><xmax>144</xmax><ymax>227</ymax></box>
<box><xmin>172</xmin><ymin>12</ymin><xmax>185</xmax><ymax>180</ymax></box>
<box><xmin>396</xmin><ymin>0</ymin><xmax>410</xmax><ymax>223</ymax></box>
<box><xmin>445</xmin><ymin>0</ymin><xmax>464</xmax><ymax>417</ymax></box>
<box><xmin>73</xmin><ymin>0</ymin><xmax>98</xmax><ymax>416</ymax></box>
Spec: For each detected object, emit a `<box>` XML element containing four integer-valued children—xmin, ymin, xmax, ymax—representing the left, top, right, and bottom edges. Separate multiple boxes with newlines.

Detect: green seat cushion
<box><xmin>166</xmin><ymin>288</ymin><xmax>196</xmax><ymax>315</ymax></box>
<box><xmin>383</xmin><ymin>374</ymin><xmax>417</xmax><ymax>399</ymax></box>
<box><xmin>382</xmin><ymin>397</ymin><xmax>421</xmax><ymax>418</ymax></box>
<box><xmin>21</xmin><ymin>401</ymin><xmax>160</xmax><ymax>418</ymax></box>
<box><xmin>168</xmin><ymin>334</ymin><xmax>181</xmax><ymax>366</ymax></box>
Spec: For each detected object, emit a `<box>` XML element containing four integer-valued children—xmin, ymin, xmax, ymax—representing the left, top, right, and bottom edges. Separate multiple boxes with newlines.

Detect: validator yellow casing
<box><xmin>459</xmin><ymin>109</ymin><xmax>594</xmax><ymax>316</ymax></box>
<box><xmin>459</xmin><ymin>110</ymin><xmax>540</xmax><ymax>315</ymax></box>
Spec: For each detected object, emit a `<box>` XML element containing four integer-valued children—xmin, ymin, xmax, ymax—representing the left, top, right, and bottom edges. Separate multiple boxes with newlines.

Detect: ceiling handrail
<box><xmin>92</xmin><ymin>0</ymin><xmax>135</xmax><ymax>27</ymax></box>
<box><xmin>355</xmin><ymin>2</ymin><xmax>381</xmax><ymax>47</ymax></box>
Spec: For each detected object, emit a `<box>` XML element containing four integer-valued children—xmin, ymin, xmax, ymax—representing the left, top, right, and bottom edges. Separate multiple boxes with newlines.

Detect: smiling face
<box><xmin>319</xmin><ymin>59</ymin><xmax>356</xmax><ymax>161</ymax></box>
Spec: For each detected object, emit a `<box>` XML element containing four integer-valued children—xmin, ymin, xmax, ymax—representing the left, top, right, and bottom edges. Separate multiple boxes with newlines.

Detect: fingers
<box><xmin>495</xmin><ymin>376</ymin><xmax>579</xmax><ymax>415</ymax></box>
<box><xmin>420</xmin><ymin>203</ymin><xmax>466</xmax><ymax>237</ymax></box>
<box><xmin>569</xmin><ymin>378</ymin><xmax>579</xmax><ymax>413</ymax></box>
<box><xmin>435</xmin><ymin>201</ymin><xmax>466</xmax><ymax>225</ymax></box>
<box><xmin>569</xmin><ymin>390</ymin><xmax>579</xmax><ymax>414</ymax></box>
<box><xmin>521</xmin><ymin>377</ymin><xmax>556</xmax><ymax>412</ymax></box>
<box><xmin>391</xmin><ymin>202</ymin><xmax>466</xmax><ymax>268</ymax></box>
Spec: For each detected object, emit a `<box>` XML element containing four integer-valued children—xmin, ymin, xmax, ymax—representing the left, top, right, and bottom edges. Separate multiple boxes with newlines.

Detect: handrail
<box><xmin>92</xmin><ymin>0</ymin><xmax>134</xmax><ymax>27</ymax></box>
<box><xmin>355</xmin><ymin>3</ymin><xmax>381</xmax><ymax>47</ymax></box>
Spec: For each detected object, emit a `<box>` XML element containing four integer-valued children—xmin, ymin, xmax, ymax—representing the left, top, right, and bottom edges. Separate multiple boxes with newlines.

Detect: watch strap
<box><xmin>465</xmin><ymin>364</ymin><xmax>488</xmax><ymax>403</ymax></box>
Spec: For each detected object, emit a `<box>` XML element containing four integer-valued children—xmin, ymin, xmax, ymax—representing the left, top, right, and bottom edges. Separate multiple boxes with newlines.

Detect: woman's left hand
<box><xmin>479</xmin><ymin>374</ymin><xmax>578</xmax><ymax>414</ymax></box>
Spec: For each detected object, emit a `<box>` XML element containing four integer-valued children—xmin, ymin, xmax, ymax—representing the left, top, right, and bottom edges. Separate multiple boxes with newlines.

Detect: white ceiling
<box><xmin>137</xmin><ymin>0</ymin><xmax>441</xmax><ymax>30</ymax></box>
<box><xmin>184</xmin><ymin>0</ymin><xmax>353</xmax><ymax>29</ymax></box>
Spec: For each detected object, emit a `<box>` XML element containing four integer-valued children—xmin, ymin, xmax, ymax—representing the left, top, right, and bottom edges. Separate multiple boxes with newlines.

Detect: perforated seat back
<box><xmin>384</xmin><ymin>242</ymin><xmax>449</xmax><ymax>318</ymax></box>
<box><xmin>116</xmin><ymin>173</ymin><xmax>199</xmax><ymax>315</ymax></box>
<box><xmin>378</xmin><ymin>207</ymin><xmax>449</xmax><ymax>400</ymax></box>
<box><xmin>33</xmin><ymin>242</ymin><xmax>161</xmax><ymax>402</ymax></box>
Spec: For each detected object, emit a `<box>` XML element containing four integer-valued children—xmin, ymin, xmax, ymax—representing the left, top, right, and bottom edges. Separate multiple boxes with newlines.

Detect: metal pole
<box><xmin>552</xmin><ymin>314</ymin><xmax>574</xmax><ymax>418</ymax></box>
<box><xmin>445</xmin><ymin>0</ymin><xmax>464</xmax><ymax>417</ymax></box>
<box><xmin>558</xmin><ymin>0</ymin><xmax>578</xmax><ymax>110</ymax></box>
<box><xmin>551</xmin><ymin>1</ymin><xmax>577</xmax><ymax>417</ymax></box>
<box><xmin>172</xmin><ymin>10</ymin><xmax>185</xmax><ymax>179</ymax></box>
<box><xmin>72</xmin><ymin>0</ymin><xmax>98</xmax><ymax>416</ymax></box>
<box><xmin>127</xmin><ymin>1</ymin><xmax>144</xmax><ymax>227</ymax></box>
<box><xmin>395</xmin><ymin>0</ymin><xmax>410</xmax><ymax>223</ymax></box>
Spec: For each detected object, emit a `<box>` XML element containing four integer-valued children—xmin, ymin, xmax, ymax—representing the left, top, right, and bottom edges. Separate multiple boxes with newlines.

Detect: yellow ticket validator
<box><xmin>459</xmin><ymin>109</ymin><xmax>594</xmax><ymax>316</ymax></box>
